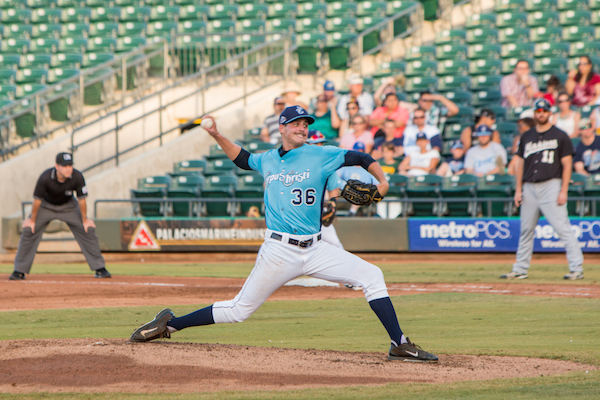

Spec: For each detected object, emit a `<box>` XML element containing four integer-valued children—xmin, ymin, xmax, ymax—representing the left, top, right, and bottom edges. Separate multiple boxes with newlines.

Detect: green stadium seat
<box><xmin>205</xmin><ymin>159</ymin><xmax>236</xmax><ymax>176</ymax></box>
<box><xmin>206</xmin><ymin>20</ymin><xmax>235</xmax><ymax>33</ymax></box>
<box><xmin>296</xmin><ymin>18</ymin><xmax>326</xmax><ymax>33</ymax></box>
<box><xmin>484</xmin><ymin>105</ymin><xmax>507</xmax><ymax>121</ymax></box>
<box><xmin>356</xmin><ymin>16</ymin><xmax>386</xmax><ymax>52</ymax></box>
<box><xmin>501</xmin><ymin>42</ymin><xmax>534</xmax><ymax>59</ymax></box>
<box><xmin>235</xmin><ymin>174</ymin><xmax>264</xmax><ymax>216</ymax></box>
<box><xmin>325</xmin><ymin>17</ymin><xmax>357</xmax><ymax>33</ymax></box>
<box><xmin>496</xmin><ymin>11</ymin><xmax>527</xmax><ymax>28</ymax></box>
<box><xmin>527</xmin><ymin>11</ymin><xmax>560</xmax><ymax>27</ymax></box>
<box><xmin>437</xmin><ymin>75</ymin><xmax>471</xmax><ymax>92</ymax></box>
<box><xmin>118</xmin><ymin>21</ymin><xmax>147</xmax><ymax>36</ymax></box>
<box><xmin>435</xmin><ymin>29</ymin><xmax>467</xmax><ymax>45</ymax></box>
<box><xmin>584</xmin><ymin>174</ymin><xmax>600</xmax><ymax>216</ymax></box>
<box><xmin>404</xmin><ymin>45</ymin><xmax>436</xmax><ymax>61</ymax></box>
<box><xmin>501</xmin><ymin>57</ymin><xmax>534</xmax><ymax>74</ymax></box>
<box><xmin>494</xmin><ymin>121</ymin><xmax>518</xmax><ymax>136</ymax></box>
<box><xmin>469</xmin><ymin>59</ymin><xmax>502</xmax><ymax>75</ymax></box>
<box><xmin>570</xmin><ymin>42</ymin><xmax>600</xmax><ymax>57</ymax></box>
<box><xmin>56</xmin><ymin>52</ymin><xmax>83</xmax><ymax>68</ymax></box>
<box><xmin>562</xmin><ymin>26</ymin><xmax>595</xmax><ymax>42</ymax></box>
<box><xmin>205</xmin><ymin>144</ymin><xmax>229</xmax><ymax>161</ymax></box>
<box><xmin>530</xmin><ymin>26</ymin><xmax>563</xmax><ymax>43</ymax></box>
<box><xmin>243</xmin><ymin>127</ymin><xmax>262</xmax><ymax>143</ymax></box>
<box><xmin>237</xmin><ymin>4</ymin><xmax>268</xmax><ymax>20</ymax></box>
<box><xmin>1</xmin><ymin>9</ymin><xmax>33</xmax><ymax>24</ymax></box>
<box><xmin>16</xmin><ymin>67</ymin><xmax>48</xmax><ymax>84</ymax></box>
<box><xmin>3</xmin><ymin>24</ymin><xmax>33</xmax><ymax>38</ymax></box>
<box><xmin>90</xmin><ymin>7</ymin><xmax>121</xmax><ymax>22</ymax></box>
<box><xmin>28</xmin><ymin>0</ymin><xmax>59</xmax><ymax>7</ymax></box>
<box><xmin>465</xmin><ymin>13</ymin><xmax>497</xmax><ymax>29</ymax></box>
<box><xmin>1</xmin><ymin>37</ymin><xmax>30</xmax><ymax>53</ymax></box>
<box><xmin>494</xmin><ymin>0</ymin><xmax>525</xmax><ymax>12</ymax></box>
<box><xmin>436</xmin><ymin>44</ymin><xmax>468</xmax><ymax>60</ymax></box>
<box><xmin>533</xmin><ymin>57</ymin><xmax>568</xmax><ymax>74</ymax></box>
<box><xmin>326</xmin><ymin>2</ymin><xmax>358</xmax><ymax>18</ymax></box>
<box><xmin>446</xmin><ymin>106</ymin><xmax>475</xmax><ymax>124</ymax></box>
<box><xmin>525</xmin><ymin>0</ymin><xmax>556</xmax><ymax>11</ymax></box>
<box><xmin>114</xmin><ymin>0</ymin><xmax>136</xmax><ymax>5</ymax></box>
<box><xmin>60</xmin><ymin>8</ymin><xmax>92</xmax><ymax>23</ymax></box>
<box><xmin>47</xmin><ymin>67</ymin><xmax>78</xmax><ymax>83</ymax></box>
<box><xmin>24</xmin><ymin>53</ymin><xmax>56</xmax><ymax>68</ymax></box>
<box><xmin>82</xmin><ymin>52</ymin><xmax>114</xmax><ymax>67</ymax></box>
<box><xmin>147</xmin><ymin>21</ymin><xmax>178</xmax><ymax>36</ymax></box>
<box><xmin>0</xmin><ymin>67</ymin><xmax>18</xmax><ymax>83</ymax></box>
<box><xmin>171</xmin><ymin>160</ymin><xmax>207</xmax><ymax>178</ymax></box>
<box><xmin>404</xmin><ymin>61</ymin><xmax>437</xmax><ymax>77</ymax></box>
<box><xmin>138</xmin><ymin>175</ymin><xmax>171</xmax><ymax>190</ymax></box>
<box><xmin>0</xmin><ymin>53</ymin><xmax>24</xmax><ymax>68</ymax></box>
<box><xmin>178</xmin><ymin>5</ymin><xmax>209</xmax><ymax>21</ymax></box>
<box><xmin>28</xmin><ymin>37</ymin><xmax>59</xmax><ymax>53</ymax></box>
<box><xmin>202</xmin><ymin>174</ymin><xmax>236</xmax><ymax>217</ymax></box>
<box><xmin>130</xmin><ymin>188</ymin><xmax>166</xmax><ymax>217</ymax></box>
<box><xmin>90</xmin><ymin>21</ymin><xmax>119</xmax><ymax>37</ymax></box>
<box><xmin>440</xmin><ymin>174</ymin><xmax>478</xmax><ymax>217</ymax></box>
<box><xmin>325</xmin><ymin>32</ymin><xmax>356</xmax><ymax>70</ymax></box>
<box><xmin>265</xmin><ymin>18</ymin><xmax>296</xmax><ymax>32</ymax></box>
<box><xmin>167</xmin><ymin>175</ymin><xmax>203</xmax><ymax>217</ymax></box>
<box><xmin>534</xmin><ymin>42</ymin><xmax>570</xmax><ymax>58</ymax></box>
<box><xmin>298</xmin><ymin>3</ymin><xmax>327</xmax><ymax>18</ymax></box>
<box><xmin>0</xmin><ymin>83</ymin><xmax>17</xmax><ymax>98</ymax></box>
<box><xmin>31</xmin><ymin>23</ymin><xmax>62</xmax><ymax>38</ymax></box>
<box><xmin>466</xmin><ymin>28</ymin><xmax>499</xmax><ymax>44</ymax></box>
<box><xmin>47</xmin><ymin>82</ymin><xmax>77</xmax><ymax>121</ymax></box>
<box><xmin>178</xmin><ymin>20</ymin><xmax>206</xmax><ymax>34</ymax></box>
<box><xmin>472</xmin><ymin>89</ymin><xmax>502</xmax><ymax>107</ymax></box>
<box><xmin>592</xmin><ymin>0</ymin><xmax>600</xmax><ymax>10</ymax></box>
<box><xmin>64</xmin><ymin>22</ymin><xmax>91</xmax><ymax>38</ymax></box>
<box><xmin>372</xmin><ymin>60</ymin><xmax>405</xmax><ymax>78</ymax></box>
<box><xmin>578</xmin><ymin>105</ymin><xmax>595</xmax><ymax>118</ymax></box>
<box><xmin>405</xmin><ymin>174</ymin><xmax>443</xmax><ymax>217</ymax></box>
<box><xmin>507</xmin><ymin>106</ymin><xmax>529</xmax><ymax>121</ymax></box>
<box><xmin>116</xmin><ymin>35</ymin><xmax>146</xmax><ymax>52</ymax></box>
<box><xmin>436</xmin><ymin>60</ymin><xmax>469</xmax><ymax>76</ymax></box>
<box><xmin>268</xmin><ymin>4</ymin><xmax>298</xmax><ymax>19</ymax></box>
<box><xmin>403</xmin><ymin>76</ymin><xmax>437</xmax><ymax>93</ymax></box>
<box><xmin>208</xmin><ymin>4</ymin><xmax>237</xmax><ymax>19</ymax></box>
<box><xmin>87</xmin><ymin>36</ymin><xmax>117</xmax><ymax>52</ymax></box>
<box><xmin>58</xmin><ymin>36</ymin><xmax>87</xmax><ymax>52</ymax></box>
<box><xmin>443</xmin><ymin>90</ymin><xmax>472</xmax><ymax>105</ymax></box>
<box><xmin>568</xmin><ymin>173</ymin><xmax>587</xmax><ymax>216</ymax></box>
<box><xmin>120</xmin><ymin>6</ymin><xmax>152</xmax><ymax>22</ymax></box>
<box><xmin>444</xmin><ymin>122</ymin><xmax>468</xmax><ymax>139</ymax></box>
<box><xmin>357</xmin><ymin>1</ymin><xmax>387</xmax><ymax>16</ymax></box>
<box><xmin>468</xmin><ymin>44</ymin><xmax>501</xmax><ymax>60</ymax></box>
<box><xmin>498</xmin><ymin>27</ymin><xmax>530</xmax><ymax>43</ymax></box>
<box><xmin>559</xmin><ymin>10</ymin><xmax>590</xmax><ymax>26</ymax></box>
<box><xmin>150</xmin><ymin>5</ymin><xmax>181</xmax><ymax>21</ymax></box>
<box><xmin>592</xmin><ymin>10</ymin><xmax>600</xmax><ymax>25</ymax></box>
<box><xmin>477</xmin><ymin>174</ymin><xmax>515</xmax><ymax>217</ymax></box>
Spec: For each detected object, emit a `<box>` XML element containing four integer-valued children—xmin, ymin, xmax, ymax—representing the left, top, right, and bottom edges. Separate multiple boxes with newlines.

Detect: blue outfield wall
<box><xmin>408</xmin><ymin>218</ymin><xmax>600</xmax><ymax>253</ymax></box>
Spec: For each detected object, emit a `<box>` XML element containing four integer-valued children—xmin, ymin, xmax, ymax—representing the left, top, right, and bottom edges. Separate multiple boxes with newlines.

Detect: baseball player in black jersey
<box><xmin>501</xmin><ymin>99</ymin><xmax>584</xmax><ymax>280</ymax></box>
<box><xmin>8</xmin><ymin>152</ymin><xmax>111</xmax><ymax>280</ymax></box>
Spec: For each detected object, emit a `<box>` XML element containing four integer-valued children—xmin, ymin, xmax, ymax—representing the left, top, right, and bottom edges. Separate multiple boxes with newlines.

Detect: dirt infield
<box><xmin>0</xmin><ymin>339</ymin><xmax>596</xmax><ymax>394</ymax></box>
<box><xmin>1</xmin><ymin>274</ymin><xmax>599</xmax><ymax>311</ymax></box>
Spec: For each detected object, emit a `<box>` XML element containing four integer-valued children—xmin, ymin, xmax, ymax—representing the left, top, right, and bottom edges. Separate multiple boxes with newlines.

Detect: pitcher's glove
<box><xmin>341</xmin><ymin>179</ymin><xmax>383</xmax><ymax>206</ymax></box>
<box><xmin>322</xmin><ymin>200</ymin><xmax>337</xmax><ymax>227</ymax></box>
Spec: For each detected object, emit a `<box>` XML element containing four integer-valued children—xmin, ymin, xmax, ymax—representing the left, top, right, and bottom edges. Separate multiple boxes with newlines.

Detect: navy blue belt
<box><xmin>270</xmin><ymin>232</ymin><xmax>321</xmax><ymax>248</ymax></box>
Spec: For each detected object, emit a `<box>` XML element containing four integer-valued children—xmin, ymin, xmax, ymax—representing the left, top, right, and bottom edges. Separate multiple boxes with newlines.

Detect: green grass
<box><xmin>1</xmin><ymin>260</ymin><xmax>598</xmax><ymax>284</ymax></box>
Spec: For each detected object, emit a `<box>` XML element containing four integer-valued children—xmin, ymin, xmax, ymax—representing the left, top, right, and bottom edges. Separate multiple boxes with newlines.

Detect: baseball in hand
<box><xmin>200</xmin><ymin>118</ymin><xmax>214</xmax><ymax>130</ymax></box>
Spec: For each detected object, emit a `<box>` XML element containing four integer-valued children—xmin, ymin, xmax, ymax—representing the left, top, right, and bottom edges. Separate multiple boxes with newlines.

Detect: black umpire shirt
<box><xmin>516</xmin><ymin>126</ymin><xmax>574</xmax><ymax>183</ymax></box>
<box><xmin>33</xmin><ymin>168</ymin><xmax>88</xmax><ymax>205</ymax></box>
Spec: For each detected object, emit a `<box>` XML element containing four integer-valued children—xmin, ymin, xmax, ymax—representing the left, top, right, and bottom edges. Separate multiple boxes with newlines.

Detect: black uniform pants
<box><xmin>13</xmin><ymin>199</ymin><xmax>105</xmax><ymax>274</ymax></box>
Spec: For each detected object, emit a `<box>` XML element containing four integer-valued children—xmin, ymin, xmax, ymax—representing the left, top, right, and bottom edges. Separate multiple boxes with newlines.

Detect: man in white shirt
<box><xmin>403</xmin><ymin>108</ymin><xmax>443</xmax><ymax>155</ymax></box>
<box><xmin>399</xmin><ymin>132</ymin><xmax>441</xmax><ymax>177</ymax></box>
<box><xmin>464</xmin><ymin>125</ymin><xmax>508</xmax><ymax>176</ymax></box>
<box><xmin>337</xmin><ymin>74</ymin><xmax>375</xmax><ymax>120</ymax></box>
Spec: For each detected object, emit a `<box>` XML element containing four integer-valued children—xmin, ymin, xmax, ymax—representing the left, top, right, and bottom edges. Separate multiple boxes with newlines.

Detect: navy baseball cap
<box><xmin>307</xmin><ymin>130</ymin><xmax>327</xmax><ymax>144</ymax></box>
<box><xmin>353</xmin><ymin>141</ymin><xmax>366</xmax><ymax>152</ymax></box>
<box><xmin>474</xmin><ymin>125</ymin><xmax>493</xmax><ymax>137</ymax></box>
<box><xmin>279</xmin><ymin>106</ymin><xmax>315</xmax><ymax>125</ymax></box>
<box><xmin>324</xmin><ymin>80</ymin><xmax>335</xmax><ymax>91</ymax></box>
<box><xmin>534</xmin><ymin>98</ymin><xmax>551</xmax><ymax>111</ymax></box>
<box><xmin>56</xmin><ymin>152</ymin><xmax>73</xmax><ymax>166</ymax></box>
<box><xmin>451</xmin><ymin>141</ymin><xmax>465</xmax><ymax>150</ymax></box>
<box><xmin>416</xmin><ymin>132</ymin><xmax>428</xmax><ymax>140</ymax></box>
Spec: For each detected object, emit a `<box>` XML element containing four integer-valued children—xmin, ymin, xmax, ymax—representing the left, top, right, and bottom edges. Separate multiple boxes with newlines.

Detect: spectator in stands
<box><xmin>399</xmin><ymin>132</ymin><xmax>440</xmax><ymax>177</ymax></box>
<box><xmin>407</xmin><ymin>91</ymin><xmax>459</xmax><ymax>128</ymax></box>
<box><xmin>339</xmin><ymin>115</ymin><xmax>374</xmax><ymax>154</ymax></box>
<box><xmin>371</xmin><ymin>119</ymin><xmax>403</xmax><ymax>159</ymax></box>
<box><xmin>281</xmin><ymin>82</ymin><xmax>309</xmax><ymax>110</ymax></box>
<box><xmin>338</xmin><ymin>97</ymin><xmax>361</xmax><ymax>137</ymax></box>
<box><xmin>464</xmin><ymin>125</ymin><xmax>507</xmax><ymax>177</ymax></box>
<box><xmin>566</xmin><ymin>56</ymin><xmax>600</xmax><ymax>107</ymax></box>
<box><xmin>543</xmin><ymin>75</ymin><xmax>563</xmax><ymax>106</ymax></box>
<box><xmin>309</xmin><ymin>80</ymin><xmax>337</xmax><ymax>113</ymax></box>
<box><xmin>369</xmin><ymin>93</ymin><xmax>410</xmax><ymax>138</ymax></box>
<box><xmin>460</xmin><ymin>108</ymin><xmax>501</xmax><ymax>150</ymax></box>
<box><xmin>574</xmin><ymin>118</ymin><xmax>600</xmax><ymax>176</ymax></box>
<box><xmin>552</xmin><ymin>92</ymin><xmax>580</xmax><ymax>138</ymax></box>
<box><xmin>260</xmin><ymin>96</ymin><xmax>286</xmax><ymax>143</ymax></box>
<box><xmin>507</xmin><ymin>114</ymin><xmax>535</xmax><ymax>176</ymax></box>
<box><xmin>372</xmin><ymin>75</ymin><xmax>410</xmax><ymax>108</ymax></box>
<box><xmin>337</xmin><ymin>74</ymin><xmax>375</xmax><ymax>120</ymax></box>
<box><xmin>311</xmin><ymin>94</ymin><xmax>340</xmax><ymax>140</ymax></box>
<box><xmin>403</xmin><ymin>108</ymin><xmax>442</xmax><ymax>155</ymax></box>
<box><xmin>500</xmin><ymin>60</ymin><xmax>539</xmax><ymax>108</ymax></box>
<box><xmin>339</xmin><ymin>141</ymin><xmax>379</xmax><ymax>217</ymax></box>
<box><xmin>378</xmin><ymin>142</ymin><xmax>401</xmax><ymax>177</ymax></box>
<box><xmin>437</xmin><ymin>141</ymin><xmax>466</xmax><ymax>177</ymax></box>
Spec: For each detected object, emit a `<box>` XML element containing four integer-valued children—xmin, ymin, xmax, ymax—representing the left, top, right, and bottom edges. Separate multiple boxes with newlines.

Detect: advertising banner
<box><xmin>408</xmin><ymin>218</ymin><xmax>600</xmax><ymax>253</ymax></box>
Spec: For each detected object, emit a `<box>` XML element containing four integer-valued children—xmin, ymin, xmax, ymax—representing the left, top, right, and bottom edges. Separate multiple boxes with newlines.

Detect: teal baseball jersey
<box><xmin>249</xmin><ymin>144</ymin><xmax>348</xmax><ymax>235</ymax></box>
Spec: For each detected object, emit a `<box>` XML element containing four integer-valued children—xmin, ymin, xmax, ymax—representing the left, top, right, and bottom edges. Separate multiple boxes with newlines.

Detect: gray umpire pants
<box><xmin>14</xmin><ymin>198</ymin><xmax>105</xmax><ymax>274</ymax></box>
<box><xmin>513</xmin><ymin>179</ymin><xmax>584</xmax><ymax>274</ymax></box>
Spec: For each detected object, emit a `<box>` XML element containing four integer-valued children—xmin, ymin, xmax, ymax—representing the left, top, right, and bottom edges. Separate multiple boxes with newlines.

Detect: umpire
<box><xmin>501</xmin><ymin>99</ymin><xmax>584</xmax><ymax>280</ymax></box>
<box><xmin>9</xmin><ymin>152</ymin><xmax>111</xmax><ymax>280</ymax></box>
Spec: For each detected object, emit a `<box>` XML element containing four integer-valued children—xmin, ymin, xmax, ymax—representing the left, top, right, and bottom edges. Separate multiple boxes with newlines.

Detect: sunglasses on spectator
<box><xmin>352</xmin><ymin>120</ymin><xmax>365</xmax><ymax>125</ymax></box>
<box><xmin>579</xmin><ymin>62</ymin><xmax>590</xmax><ymax>66</ymax></box>
<box><xmin>275</xmin><ymin>102</ymin><xmax>286</xmax><ymax>106</ymax></box>
<box><xmin>558</xmin><ymin>99</ymin><xmax>569</xmax><ymax>103</ymax></box>
<box><xmin>420</xmin><ymin>99</ymin><xmax>433</xmax><ymax>103</ymax></box>
<box><xmin>413</xmin><ymin>115</ymin><xmax>425</xmax><ymax>119</ymax></box>
<box><xmin>582</xmin><ymin>125</ymin><xmax>592</xmax><ymax>129</ymax></box>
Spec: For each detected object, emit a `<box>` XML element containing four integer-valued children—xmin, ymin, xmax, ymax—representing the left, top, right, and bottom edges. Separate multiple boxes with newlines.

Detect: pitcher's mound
<box><xmin>0</xmin><ymin>339</ymin><xmax>594</xmax><ymax>394</ymax></box>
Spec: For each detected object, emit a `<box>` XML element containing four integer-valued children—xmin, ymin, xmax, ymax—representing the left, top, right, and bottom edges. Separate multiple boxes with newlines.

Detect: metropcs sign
<box><xmin>409</xmin><ymin>218</ymin><xmax>600</xmax><ymax>252</ymax></box>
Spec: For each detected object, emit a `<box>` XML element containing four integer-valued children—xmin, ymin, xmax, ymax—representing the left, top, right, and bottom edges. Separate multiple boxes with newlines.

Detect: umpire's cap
<box><xmin>56</xmin><ymin>152</ymin><xmax>73</xmax><ymax>166</ymax></box>
<box><xmin>279</xmin><ymin>106</ymin><xmax>315</xmax><ymax>125</ymax></box>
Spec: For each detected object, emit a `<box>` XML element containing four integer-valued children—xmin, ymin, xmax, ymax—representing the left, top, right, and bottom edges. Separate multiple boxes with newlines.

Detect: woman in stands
<box><xmin>338</xmin><ymin>97</ymin><xmax>361</xmax><ymax>137</ymax></box>
<box><xmin>551</xmin><ymin>92</ymin><xmax>580</xmax><ymax>138</ymax></box>
<box><xmin>310</xmin><ymin>94</ymin><xmax>341</xmax><ymax>140</ymax></box>
<box><xmin>566</xmin><ymin>56</ymin><xmax>600</xmax><ymax>107</ymax></box>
